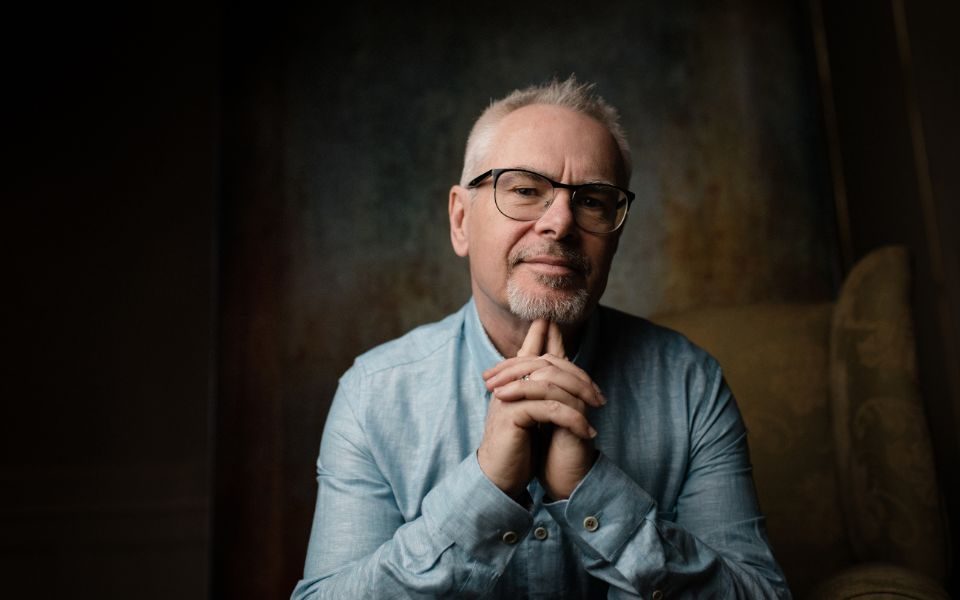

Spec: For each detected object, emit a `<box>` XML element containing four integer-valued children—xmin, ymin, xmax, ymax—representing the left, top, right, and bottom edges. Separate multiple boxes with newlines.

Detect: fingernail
<box><xmin>588</xmin><ymin>426</ymin><xmax>598</xmax><ymax>438</ymax></box>
<box><xmin>593</xmin><ymin>384</ymin><xmax>606</xmax><ymax>405</ymax></box>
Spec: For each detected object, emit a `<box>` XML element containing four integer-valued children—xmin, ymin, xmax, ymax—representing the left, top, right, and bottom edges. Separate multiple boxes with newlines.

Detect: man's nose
<box><xmin>533</xmin><ymin>190</ymin><xmax>578</xmax><ymax>239</ymax></box>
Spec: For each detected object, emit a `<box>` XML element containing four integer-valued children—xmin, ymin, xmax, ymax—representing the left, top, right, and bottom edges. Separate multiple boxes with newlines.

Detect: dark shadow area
<box><xmin>2</xmin><ymin>1</ymin><xmax>956</xmax><ymax>598</ymax></box>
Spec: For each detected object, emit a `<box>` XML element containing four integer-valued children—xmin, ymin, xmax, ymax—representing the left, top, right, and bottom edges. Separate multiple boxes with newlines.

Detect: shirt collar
<box><xmin>464</xmin><ymin>297</ymin><xmax>600</xmax><ymax>378</ymax></box>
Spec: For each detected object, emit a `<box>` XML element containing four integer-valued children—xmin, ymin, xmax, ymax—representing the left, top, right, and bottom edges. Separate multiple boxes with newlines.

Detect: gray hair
<box><xmin>459</xmin><ymin>76</ymin><xmax>632</xmax><ymax>187</ymax></box>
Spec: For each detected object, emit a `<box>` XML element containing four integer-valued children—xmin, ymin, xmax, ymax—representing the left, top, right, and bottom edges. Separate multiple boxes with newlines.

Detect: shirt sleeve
<box><xmin>291</xmin><ymin>373</ymin><xmax>533</xmax><ymax>599</ymax></box>
<box><xmin>543</xmin><ymin>369</ymin><xmax>791</xmax><ymax>599</ymax></box>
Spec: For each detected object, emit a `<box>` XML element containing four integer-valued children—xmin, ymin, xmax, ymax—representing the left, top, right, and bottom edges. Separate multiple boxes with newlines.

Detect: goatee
<box><xmin>506</xmin><ymin>244</ymin><xmax>592</xmax><ymax>324</ymax></box>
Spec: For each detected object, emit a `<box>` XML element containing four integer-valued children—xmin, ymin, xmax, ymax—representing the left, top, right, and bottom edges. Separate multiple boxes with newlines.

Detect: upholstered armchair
<box><xmin>652</xmin><ymin>246</ymin><xmax>950</xmax><ymax>599</ymax></box>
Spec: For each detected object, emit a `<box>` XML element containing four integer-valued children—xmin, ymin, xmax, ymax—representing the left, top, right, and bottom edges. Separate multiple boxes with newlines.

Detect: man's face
<box><xmin>450</xmin><ymin>104</ymin><xmax>625</xmax><ymax>325</ymax></box>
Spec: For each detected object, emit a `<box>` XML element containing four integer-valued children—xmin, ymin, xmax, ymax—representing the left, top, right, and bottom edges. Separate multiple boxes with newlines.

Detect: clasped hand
<box><xmin>477</xmin><ymin>319</ymin><xmax>605</xmax><ymax>501</ymax></box>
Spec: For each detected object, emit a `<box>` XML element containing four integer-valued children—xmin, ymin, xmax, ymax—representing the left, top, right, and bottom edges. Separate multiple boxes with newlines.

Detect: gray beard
<box><xmin>506</xmin><ymin>274</ymin><xmax>590</xmax><ymax>324</ymax></box>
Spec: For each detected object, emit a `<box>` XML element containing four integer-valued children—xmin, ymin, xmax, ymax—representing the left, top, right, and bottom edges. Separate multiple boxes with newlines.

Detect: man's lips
<box><xmin>520</xmin><ymin>256</ymin><xmax>582</xmax><ymax>276</ymax></box>
<box><xmin>509</xmin><ymin>244</ymin><xmax>592</xmax><ymax>278</ymax></box>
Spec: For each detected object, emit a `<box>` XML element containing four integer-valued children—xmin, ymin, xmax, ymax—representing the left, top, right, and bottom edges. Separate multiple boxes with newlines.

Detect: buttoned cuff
<box><xmin>543</xmin><ymin>452</ymin><xmax>656</xmax><ymax>562</ymax></box>
<box><xmin>421</xmin><ymin>451</ymin><xmax>533</xmax><ymax>568</ymax></box>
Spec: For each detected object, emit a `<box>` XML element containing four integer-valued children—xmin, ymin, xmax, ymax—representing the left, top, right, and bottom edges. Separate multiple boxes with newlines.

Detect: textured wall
<box><xmin>285</xmin><ymin>0</ymin><xmax>834</xmax><ymax>359</ymax></box>
<box><xmin>267</xmin><ymin>0</ymin><xmax>837</xmax><ymax>589</ymax></box>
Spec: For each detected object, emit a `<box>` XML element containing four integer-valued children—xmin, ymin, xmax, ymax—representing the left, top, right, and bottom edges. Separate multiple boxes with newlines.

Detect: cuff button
<box><xmin>501</xmin><ymin>530</ymin><xmax>519</xmax><ymax>545</ymax></box>
<box><xmin>583</xmin><ymin>516</ymin><xmax>599</xmax><ymax>532</ymax></box>
<box><xmin>652</xmin><ymin>590</ymin><xmax>663</xmax><ymax>600</ymax></box>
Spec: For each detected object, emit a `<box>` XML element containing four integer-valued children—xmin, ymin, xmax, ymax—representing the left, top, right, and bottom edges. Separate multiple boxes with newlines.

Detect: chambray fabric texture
<box><xmin>292</xmin><ymin>300</ymin><xmax>789</xmax><ymax>599</ymax></box>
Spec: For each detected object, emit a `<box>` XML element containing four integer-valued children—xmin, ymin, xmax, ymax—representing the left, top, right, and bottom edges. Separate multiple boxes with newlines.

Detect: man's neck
<box><xmin>473</xmin><ymin>294</ymin><xmax>586</xmax><ymax>359</ymax></box>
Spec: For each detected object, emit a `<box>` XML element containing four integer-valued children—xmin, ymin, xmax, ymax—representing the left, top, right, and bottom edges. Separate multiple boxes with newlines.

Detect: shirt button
<box><xmin>652</xmin><ymin>590</ymin><xmax>663</xmax><ymax>600</ymax></box>
<box><xmin>501</xmin><ymin>530</ymin><xmax>519</xmax><ymax>545</ymax></box>
<box><xmin>583</xmin><ymin>516</ymin><xmax>599</xmax><ymax>532</ymax></box>
<box><xmin>533</xmin><ymin>526</ymin><xmax>549</xmax><ymax>540</ymax></box>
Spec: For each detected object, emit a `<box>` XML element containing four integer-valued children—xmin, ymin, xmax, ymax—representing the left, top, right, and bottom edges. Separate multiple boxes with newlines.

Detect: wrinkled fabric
<box><xmin>292</xmin><ymin>300</ymin><xmax>790</xmax><ymax>599</ymax></box>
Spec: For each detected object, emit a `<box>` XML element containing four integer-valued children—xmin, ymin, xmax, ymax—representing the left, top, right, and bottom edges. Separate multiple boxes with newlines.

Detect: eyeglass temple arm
<box><xmin>465</xmin><ymin>170</ymin><xmax>494</xmax><ymax>188</ymax></box>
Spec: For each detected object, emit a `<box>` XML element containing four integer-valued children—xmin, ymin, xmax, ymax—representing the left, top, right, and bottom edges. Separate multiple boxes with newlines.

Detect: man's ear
<box><xmin>449</xmin><ymin>185</ymin><xmax>470</xmax><ymax>257</ymax></box>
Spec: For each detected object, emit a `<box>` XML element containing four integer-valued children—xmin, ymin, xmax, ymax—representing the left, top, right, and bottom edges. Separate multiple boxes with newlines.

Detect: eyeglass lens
<box><xmin>494</xmin><ymin>170</ymin><xmax>627</xmax><ymax>233</ymax></box>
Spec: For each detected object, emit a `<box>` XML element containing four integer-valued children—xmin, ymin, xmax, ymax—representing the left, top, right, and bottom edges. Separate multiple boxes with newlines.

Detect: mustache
<box><xmin>508</xmin><ymin>243</ymin><xmax>592</xmax><ymax>276</ymax></box>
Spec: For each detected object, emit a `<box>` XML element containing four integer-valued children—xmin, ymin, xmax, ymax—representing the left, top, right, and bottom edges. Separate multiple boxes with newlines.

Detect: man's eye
<box><xmin>579</xmin><ymin>196</ymin><xmax>599</xmax><ymax>207</ymax></box>
<box><xmin>577</xmin><ymin>195</ymin><xmax>608</xmax><ymax>210</ymax></box>
<box><xmin>514</xmin><ymin>187</ymin><xmax>538</xmax><ymax>196</ymax></box>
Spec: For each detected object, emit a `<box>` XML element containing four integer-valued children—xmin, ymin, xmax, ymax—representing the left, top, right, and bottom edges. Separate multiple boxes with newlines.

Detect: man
<box><xmin>292</xmin><ymin>78</ymin><xmax>789</xmax><ymax>598</ymax></box>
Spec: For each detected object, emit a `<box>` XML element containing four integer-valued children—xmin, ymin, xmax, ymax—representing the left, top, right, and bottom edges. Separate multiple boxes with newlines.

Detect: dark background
<box><xmin>3</xmin><ymin>1</ymin><xmax>957</xmax><ymax>598</ymax></box>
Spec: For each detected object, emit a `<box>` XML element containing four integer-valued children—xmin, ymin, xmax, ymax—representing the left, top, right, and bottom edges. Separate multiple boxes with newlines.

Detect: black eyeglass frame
<box><xmin>466</xmin><ymin>168</ymin><xmax>636</xmax><ymax>234</ymax></box>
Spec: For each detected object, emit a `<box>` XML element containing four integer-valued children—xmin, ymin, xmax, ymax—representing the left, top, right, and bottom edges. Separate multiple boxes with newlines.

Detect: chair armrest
<box><xmin>808</xmin><ymin>563</ymin><xmax>949</xmax><ymax>599</ymax></box>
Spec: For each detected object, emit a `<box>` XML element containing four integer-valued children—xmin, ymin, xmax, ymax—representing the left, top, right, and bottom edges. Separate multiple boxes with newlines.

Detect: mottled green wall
<box><xmin>284</xmin><ymin>0</ymin><xmax>835</xmax><ymax>360</ymax></box>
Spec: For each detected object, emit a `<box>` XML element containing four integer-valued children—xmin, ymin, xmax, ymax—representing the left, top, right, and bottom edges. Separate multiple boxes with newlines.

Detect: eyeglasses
<box><xmin>466</xmin><ymin>168</ymin><xmax>634</xmax><ymax>234</ymax></box>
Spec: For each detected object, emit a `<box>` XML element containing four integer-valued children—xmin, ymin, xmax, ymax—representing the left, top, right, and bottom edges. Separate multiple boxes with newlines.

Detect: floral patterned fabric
<box><xmin>653</xmin><ymin>245</ymin><xmax>947</xmax><ymax>598</ymax></box>
<box><xmin>830</xmin><ymin>246</ymin><xmax>947</xmax><ymax>581</ymax></box>
<box><xmin>654</xmin><ymin>304</ymin><xmax>847</xmax><ymax>597</ymax></box>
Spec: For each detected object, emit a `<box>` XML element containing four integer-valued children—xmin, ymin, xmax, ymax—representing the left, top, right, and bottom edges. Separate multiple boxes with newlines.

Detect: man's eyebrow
<box><xmin>507</xmin><ymin>165</ymin><xmax>616</xmax><ymax>186</ymax></box>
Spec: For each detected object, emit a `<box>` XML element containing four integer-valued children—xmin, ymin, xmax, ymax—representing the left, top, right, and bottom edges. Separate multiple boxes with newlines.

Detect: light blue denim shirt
<box><xmin>292</xmin><ymin>299</ymin><xmax>789</xmax><ymax>599</ymax></box>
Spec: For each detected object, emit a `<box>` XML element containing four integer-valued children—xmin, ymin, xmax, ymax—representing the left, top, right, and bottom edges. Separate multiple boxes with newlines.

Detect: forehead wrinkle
<box><xmin>487</xmin><ymin>109</ymin><xmax>622</xmax><ymax>187</ymax></box>
<box><xmin>501</xmin><ymin>163</ymin><xmax>617</xmax><ymax>187</ymax></box>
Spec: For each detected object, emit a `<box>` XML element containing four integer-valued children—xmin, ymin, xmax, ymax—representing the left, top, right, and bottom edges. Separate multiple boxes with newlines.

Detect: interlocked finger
<box><xmin>493</xmin><ymin>379</ymin><xmax>587</xmax><ymax>414</ymax></box>
<box><xmin>484</xmin><ymin>357</ymin><xmax>552</xmax><ymax>386</ymax></box>
<box><xmin>487</xmin><ymin>362</ymin><xmax>603</xmax><ymax>409</ymax></box>
<box><xmin>503</xmin><ymin>398</ymin><xmax>597</xmax><ymax>440</ymax></box>
<box><xmin>484</xmin><ymin>353</ymin><xmax>593</xmax><ymax>388</ymax></box>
